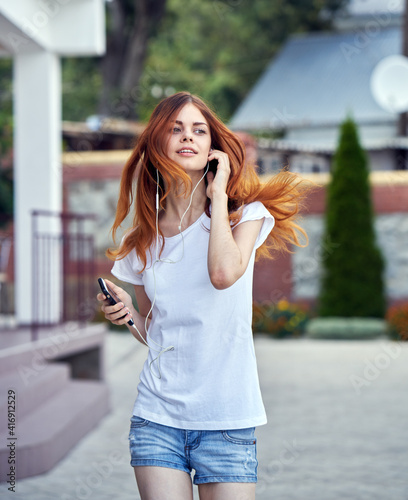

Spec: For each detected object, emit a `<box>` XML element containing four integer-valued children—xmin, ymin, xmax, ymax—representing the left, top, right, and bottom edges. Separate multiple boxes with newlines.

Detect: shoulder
<box><xmin>235</xmin><ymin>202</ymin><xmax>275</xmax><ymax>250</ymax></box>
<box><xmin>240</xmin><ymin>201</ymin><xmax>274</xmax><ymax>224</ymax></box>
<box><xmin>112</xmin><ymin>230</ymin><xmax>144</xmax><ymax>270</ymax></box>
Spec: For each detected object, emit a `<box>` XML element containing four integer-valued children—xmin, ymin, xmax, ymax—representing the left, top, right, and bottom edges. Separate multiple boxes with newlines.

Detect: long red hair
<box><xmin>107</xmin><ymin>92</ymin><xmax>310</xmax><ymax>269</ymax></box>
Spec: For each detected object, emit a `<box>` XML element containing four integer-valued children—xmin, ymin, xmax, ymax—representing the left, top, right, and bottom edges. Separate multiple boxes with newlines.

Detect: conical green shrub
<box><xmin>318</xmin><ymin>117</ymin><xmax>386</xmax><ymax>318</ymax></box>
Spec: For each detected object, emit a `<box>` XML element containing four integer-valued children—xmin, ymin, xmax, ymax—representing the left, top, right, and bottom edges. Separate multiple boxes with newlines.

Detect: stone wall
<box><xmin>253</xmin><ymin>171</ymin><xmax>408</xmax><ymax>304</ymax></box>
<box><xmin>63</xmin><ymin>154</ymin><xmax>408</xmax><ymax>304</ymax></box>
<box><xmin>292</xmin><ymin>213</ymin><xmax>408</xmax><ymax>301</ymax></box>
<box><xmin>63</xmin><ymin>151</ymin><xmax>132</xmax><ymax>262</ymax></box>
<box><xmin>66</xmin><ymin>178</ymin><xmax>122</xmax><ymax>258</ymax></box>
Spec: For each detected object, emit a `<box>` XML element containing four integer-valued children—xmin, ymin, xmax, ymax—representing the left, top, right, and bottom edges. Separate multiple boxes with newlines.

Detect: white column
<box><xmin>14</xmin><ymin>50</ymin><xmax>61</xmax><ymax>325</ymax></box>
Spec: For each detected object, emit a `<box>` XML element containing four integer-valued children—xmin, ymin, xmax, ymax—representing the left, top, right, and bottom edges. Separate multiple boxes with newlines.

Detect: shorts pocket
<box><xmin>222</xmin><ymin>428</ymin><xmax>256</xmax><ymax>445</ymax></box>
<box><xmin>130</xmin><ymin>415</ymin><xmax>150</xmax><ymax>428</ymax></box>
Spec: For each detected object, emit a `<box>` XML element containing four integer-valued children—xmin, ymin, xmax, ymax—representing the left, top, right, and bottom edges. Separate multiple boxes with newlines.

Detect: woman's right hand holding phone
<box><xmin>97</xmin><ymin>279</ymin><xmax>135</xmax><ymax>326</ymax></box>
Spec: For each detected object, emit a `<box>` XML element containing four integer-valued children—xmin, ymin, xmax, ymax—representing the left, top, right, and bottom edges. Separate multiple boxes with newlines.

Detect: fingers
<box><xmin>103</xmin><ymin>300</ymin><xmax>132</xmax><ymax>325</ymax></box>
<box><xmin>97</xmin><ymin>292</ymin><xmax>104</xmax><ymax>302</ymax></box>
<box><xmin>96</xmin><ymin>279</ymin><xmax>132</xmax><ymax>325</ymax></box>
<box><xmin>207</xmin><ymin>151</ymin><xmax>230</xmax><ymax>180</ymax></box>
<box><xmin>207</xmin><ymin>150</ymin><xmax>230</xmax><ymax>170</ymax></box>
<box><xmin>104</xmin><ymin>279</ymin><xmax>122</xmax><ymax>296</ymax></box>
<box><xmin>97</xmin><ymin>279</ymin><xmax>128</xmax><ymax>304</ymax></box>
<box><xmin>206</xmin><ymin>150</ymin><xmax>230</xmax><ymax>199</ymax></box>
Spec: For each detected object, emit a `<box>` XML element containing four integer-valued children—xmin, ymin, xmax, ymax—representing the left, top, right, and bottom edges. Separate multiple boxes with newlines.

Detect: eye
<box><xmin>194</xmin><ymin>128</ymin><xmax>206</xmax><ymax>134</ymax></box>
<box><xmin>173</xmin><ymin>126</ymin><xmax>182</xmax><ymax>133</ymax></box>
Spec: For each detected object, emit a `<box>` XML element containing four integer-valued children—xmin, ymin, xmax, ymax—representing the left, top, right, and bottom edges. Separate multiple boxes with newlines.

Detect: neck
<box><xmin>161</xmin><ymin>171</ymin><xmax>207</xmax><ymax>229</ymax></box>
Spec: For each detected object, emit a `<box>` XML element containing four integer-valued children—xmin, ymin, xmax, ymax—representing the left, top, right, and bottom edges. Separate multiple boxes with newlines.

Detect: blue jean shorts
<box><xmin>128</xmin><ymin>415</ymin><xmax>258</xmax><ymax>485</ymax></box>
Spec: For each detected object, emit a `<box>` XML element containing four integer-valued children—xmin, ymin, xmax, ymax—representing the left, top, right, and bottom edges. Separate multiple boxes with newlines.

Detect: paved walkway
<box><xmin>1</xmin><ymin>333</ymin><xmax>408</xmax><ymax>500</ymax></box>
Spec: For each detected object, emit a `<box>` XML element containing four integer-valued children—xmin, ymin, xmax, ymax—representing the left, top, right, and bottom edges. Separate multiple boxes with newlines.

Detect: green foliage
<box><xmin>0</xmin><ymin>59</ymin><xmax>13</xmax><ymax>153</ymax></box>
<box><xmin>134</xmin><ymin>0</ymin><xmax>346</xmax><ymax>121</ymax></box>
<box><xmin>0</xmin><ymin>60</ymin><xmax>13</xmax><ymax>228</ymax></box>
<box><xmin>318</xmin><ymin>118</ymin><xmax>386</xmax><ymax>318</ymax></box>
<box><xmin>0</xmin><ymin>168</ymin><xmax>13</xmax><ymax>228</ymax></box>
<box><xmin>306</xmin><ymin>317</ymin><xmax>387</xmax><ymax>340</ymax></box>
<box><xmin>62</xmin><ymin>57</ymin><xmax>102</xmax><ymax>121</ymax></box>
<box><xmin>252</xmin><ymin>299</ymin><xmax>310</xmax><ymax>338</ymax></box>
<box><xmin>0</xmin><ymin>1</ymin><xmax>347</xmax><ymax>123</ymax></box>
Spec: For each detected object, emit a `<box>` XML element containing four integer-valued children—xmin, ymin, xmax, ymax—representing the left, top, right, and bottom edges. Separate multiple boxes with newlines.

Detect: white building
<box><xmin>0</xmin><ymin>0</ymin><xmax>105</xmax><ymax>324</ymax></box>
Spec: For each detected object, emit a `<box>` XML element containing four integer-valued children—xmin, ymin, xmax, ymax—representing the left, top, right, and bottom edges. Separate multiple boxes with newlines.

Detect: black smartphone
<box><xmin>98</xmin><ymin>277</ymin><xmax>134</xmax><ymax>326</ymax></box>
<box><xmin>208</xmin><ymin>158</ymin><xmax>218</xmax><ymax>177</ymax></box>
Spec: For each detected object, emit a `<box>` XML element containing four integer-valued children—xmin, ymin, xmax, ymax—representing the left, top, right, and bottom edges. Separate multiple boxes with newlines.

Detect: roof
<box><xmin>62</xmin><ymin>118</ymin><xmax>145</xmax><ymax>152</ymax></box>
<box><xmin>63</xmin><ymin>118</ymin><xmax>145</xmax><ymax>137</ymax></box>
<box><xmin>229</xmin><ymin>27</ymin><xmax>401</xmax><ymax>131</ymax></box>
<box><xmin>0</xmin><ymin>1</ymin><xmax>105</xmax><ymax>57</ymax></box>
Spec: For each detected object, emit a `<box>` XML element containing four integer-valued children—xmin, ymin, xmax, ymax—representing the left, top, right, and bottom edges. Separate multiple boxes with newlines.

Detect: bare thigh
<box><xmin>134</xmin><ymin>466</ymin><xmax>193</xmax><ymax>500</ymax></box>
<box><xmin>198</xmin><ymin>482</ymin><xmax>256</xmax><ymax>500</ymax></box>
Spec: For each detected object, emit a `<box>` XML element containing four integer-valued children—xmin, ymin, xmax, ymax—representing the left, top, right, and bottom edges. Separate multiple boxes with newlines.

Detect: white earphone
<box><xmin>130</xmin><ymin>161</ymin><xmax>210</xmax><ymax>378</ymax></box>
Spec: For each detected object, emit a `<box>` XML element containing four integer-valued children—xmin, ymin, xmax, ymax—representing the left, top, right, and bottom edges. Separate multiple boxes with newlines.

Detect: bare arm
<box><xmin>206</xmin><ymin>150</ymin><xmax>264</xmax><ymax>290</ymax></box>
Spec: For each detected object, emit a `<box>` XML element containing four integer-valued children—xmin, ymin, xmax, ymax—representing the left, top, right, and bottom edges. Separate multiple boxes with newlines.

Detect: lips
<box><xmin>176</xmin><ymin>148</ymin><xmax>197</xmax><ymax>154</ymax></box>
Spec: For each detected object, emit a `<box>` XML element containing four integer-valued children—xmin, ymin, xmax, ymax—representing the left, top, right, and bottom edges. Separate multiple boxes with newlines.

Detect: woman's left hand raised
<box><xmin>206</xmin><ymin>150</ymin><xmax>230</xmax><ymax>200</ymax></box>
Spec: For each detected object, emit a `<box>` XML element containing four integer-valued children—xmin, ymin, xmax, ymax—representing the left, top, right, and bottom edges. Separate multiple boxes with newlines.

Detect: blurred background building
<box><xmin>230</xmin><ymin>1</ymin><xmax>406</xmax><ymax>174</ymax></box>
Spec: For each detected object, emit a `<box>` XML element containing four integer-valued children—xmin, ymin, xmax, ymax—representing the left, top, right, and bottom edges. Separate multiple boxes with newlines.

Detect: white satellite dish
<box><xmin>370</xmin><ymin>55</ymin><xmax>408</xmax><ymax>113</ymax></box>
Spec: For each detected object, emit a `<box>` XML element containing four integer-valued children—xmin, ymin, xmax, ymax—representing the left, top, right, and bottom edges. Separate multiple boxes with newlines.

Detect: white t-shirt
<box><xmin>111</xmin><ymin>201</ymin><xmax>275</xmax><ymax>430</ymax></box>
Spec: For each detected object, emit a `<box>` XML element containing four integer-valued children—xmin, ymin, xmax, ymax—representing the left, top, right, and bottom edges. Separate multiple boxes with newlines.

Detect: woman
<box><xmin>98</xmin><ymin>92</ymin><xmax>308</xmax><ymax>500</ymax></box>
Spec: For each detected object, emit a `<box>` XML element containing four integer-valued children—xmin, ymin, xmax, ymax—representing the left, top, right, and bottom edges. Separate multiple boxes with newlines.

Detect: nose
<box><xmin>182</xmin><ymin>131</ymin><xmax>193</xmax><ymax>142</ymax></box>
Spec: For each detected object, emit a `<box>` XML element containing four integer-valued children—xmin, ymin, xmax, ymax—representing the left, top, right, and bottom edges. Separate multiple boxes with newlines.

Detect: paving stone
<box><xmin>1</xmin><ymin>334</ymin><xmax>408</xmax><ymax>499</ymax></box>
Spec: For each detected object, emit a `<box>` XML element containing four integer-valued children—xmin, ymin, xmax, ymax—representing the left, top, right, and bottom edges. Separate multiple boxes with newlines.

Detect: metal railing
<box><xmin>31</xmin><ymin>210</ymin><xmax>97</xmax><ymax>340</ymax></box>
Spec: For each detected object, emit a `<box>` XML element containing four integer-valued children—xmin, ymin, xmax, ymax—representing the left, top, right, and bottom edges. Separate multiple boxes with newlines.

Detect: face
<box><xmin>166</xmin><ymin>103</ymin><xmax>212</xmax><ymax>175</ymax></box>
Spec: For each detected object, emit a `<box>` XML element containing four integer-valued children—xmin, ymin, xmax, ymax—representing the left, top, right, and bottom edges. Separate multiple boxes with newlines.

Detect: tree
<box><xmin>0</xmin><ymin>59</ymin><xmax>13</xmax><ymax>229</ymax></box>
<box><xmin>0</xmin><ymin>168</ymin><xmax>13</xmax><ymax>229</ymax></box>
<box><xmin>98</xmin><ymin>0</ymin><xmax>168</xmax><ymax>119</ymax></box>
<box><xmin>62</xmin><ymin>57</ymin><xmax>102</xmax><ymax>122</ymax></box>
<box><xmin>63</xmin><ymin>0</ymin><xmax>346</xmax><ymax>121</ymax></box>
<box><xmin>139</xmin><ymin>0</ymin><xmax>347</xmax><ymax>120</ymax></box>
<box><xmin>318</xmin><ymin>118</ymin><xmax>386</xmax><ymax>318</ymax></box>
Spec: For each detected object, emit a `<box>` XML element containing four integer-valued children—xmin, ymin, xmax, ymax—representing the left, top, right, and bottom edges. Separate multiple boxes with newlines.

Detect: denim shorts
<box><xmin>128</xmin><ymin>415</ymin><xmax>258</xmax><ymax>484</ymax></box>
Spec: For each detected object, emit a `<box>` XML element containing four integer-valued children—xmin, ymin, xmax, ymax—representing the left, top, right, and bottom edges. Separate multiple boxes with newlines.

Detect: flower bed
<box><xmin>252</xmin><ymin>300</ymin><xmax>310</xmax><ymax>338</ymax></box>
<box><xmin>386</xmin><ymin>303</ymin><xmax>408</xmax><ymax>341</ymax></box>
